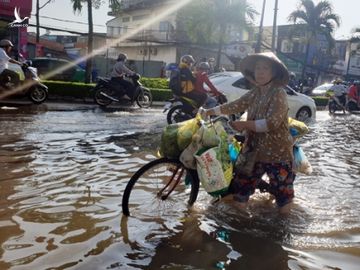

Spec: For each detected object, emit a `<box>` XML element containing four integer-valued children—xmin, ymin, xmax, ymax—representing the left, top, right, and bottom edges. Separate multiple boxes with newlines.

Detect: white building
<box><xmin>106</xmin><ymin>0</ymin><xmax>179</xmax><ymax>64</ymax></box>
<box><xmin>105</xmin><ymin>0</ymin><xmax>242</xmax><ymax>72</ymax></box>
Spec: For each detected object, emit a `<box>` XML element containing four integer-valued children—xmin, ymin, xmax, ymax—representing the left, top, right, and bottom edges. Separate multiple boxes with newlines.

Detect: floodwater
<box><xmin>0</xmin><ymin>105</ymin><xmax>359</xmax><ymax>270</ymax></box>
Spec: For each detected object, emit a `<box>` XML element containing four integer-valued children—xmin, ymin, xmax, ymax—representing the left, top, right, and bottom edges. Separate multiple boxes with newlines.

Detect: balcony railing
<box><xmin>119</xmin><ymin>0</ymin><xmax>167</xmax><ymax>11</ymax></box>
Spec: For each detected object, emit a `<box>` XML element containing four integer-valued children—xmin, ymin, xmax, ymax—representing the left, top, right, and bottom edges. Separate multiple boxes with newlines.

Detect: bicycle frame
<box><xmin>157</xmin><ymin>165</ymin><xmax>185</xmax><ymax>200</ymax></box>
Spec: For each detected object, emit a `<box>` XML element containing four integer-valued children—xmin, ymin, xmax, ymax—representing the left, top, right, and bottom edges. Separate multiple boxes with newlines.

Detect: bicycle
<box><xmin>122</xmin><ymin>157</ymin><xmax>200</xmax><ymax>217</ymax></box>
<box><xmin>121</xmin><ymin>117</ymin><xmax>269</xmax><ymax>217</ymax></box>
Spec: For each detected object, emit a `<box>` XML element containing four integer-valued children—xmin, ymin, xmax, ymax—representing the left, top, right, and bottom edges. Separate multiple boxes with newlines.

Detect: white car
<box><xmin>310</xmin><ymin>83</ymin><xmax>333</xmax><ymax>96</ymax></box>
<box><xmin>208</xmin><ymin>72</ymin><xmax>316</xmax><ymax>121</ymax></box>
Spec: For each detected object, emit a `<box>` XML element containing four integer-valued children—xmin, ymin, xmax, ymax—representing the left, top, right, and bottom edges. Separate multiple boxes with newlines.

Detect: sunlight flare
<box><xmin>1</xmin><ymin>0</ymin><xmax>192</xmax><ymax>100</ymax></box>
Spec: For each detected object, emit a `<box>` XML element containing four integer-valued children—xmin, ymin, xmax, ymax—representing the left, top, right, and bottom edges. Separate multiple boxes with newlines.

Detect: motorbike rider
<box><xmin>347</xmin><ymin>81</ymin><xmax>360</xmax><ymax>111</ymax></box>
<box><xmin>288</xmin><ymin>72</ymin><xmax>299</xmax><ymax>91</ymax></box>
<box><xmin>195</xmin><ymin>61</ymin><xmax>226</xmax><ymax>108</ymax></box>
<box><xmin>329</xmin><ymin>79</ymin><xmax>348</xmax><ymax>111</ymax></box>
<box><xmin>110</xmin><ymin>53</ymin><xmax>138</xmax><ymax>101</ymax></box>
<box><xmin>0</xmin><ymin>39</ymin><xmax>25</xmax><ymax>88</ymax></box>
<box><xmin>177</xmin><ymin>54</ymin><xmax>207</xmax><ymax>108</ymax></box>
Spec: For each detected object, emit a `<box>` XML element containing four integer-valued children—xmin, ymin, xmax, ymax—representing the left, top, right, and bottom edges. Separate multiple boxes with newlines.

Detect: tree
<box><xmin>288</xmin><ymin>0</ymin><xmax>340</xmax><ymax>80</ymax></box>
<box><xmin>178</xmin><ymin>0</ymin><xmax>257</xmax><ymax>69</ymax></box>
<box><xmin>71</xmin><ymin>0</ymin><xmax>121</xmax><ymax>83</ymax></box>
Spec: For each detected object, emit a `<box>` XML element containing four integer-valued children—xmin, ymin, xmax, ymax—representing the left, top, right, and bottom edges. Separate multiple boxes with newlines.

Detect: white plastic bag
<box><xmin>180</xmin><ymin>121</ymin><xmax>226</xmax><ymax>170</ymax></box>
<box><xmin>195</xmin><ymin>146</ymin><xmax>233</xmax><ymax>197</ymax></box>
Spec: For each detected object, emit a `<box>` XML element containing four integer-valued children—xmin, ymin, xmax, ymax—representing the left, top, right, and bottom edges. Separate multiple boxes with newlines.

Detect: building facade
<box><xmin>106</xmin><ymin>0</ymin><xmax>238</xmax><ymax>75</ymax></box>
<box><xmin>345</xmin><ymin>35</ymin><xmax>360</xmax><ymax>80</ymax></box>
<box><xmin>106</xmin><ymin>0</ymin><xmax>178</xmax><ymax>64</ymax></box>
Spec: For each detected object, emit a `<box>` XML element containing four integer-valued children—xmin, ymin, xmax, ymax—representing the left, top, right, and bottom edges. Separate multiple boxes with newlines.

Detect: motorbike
<box><xmin>328</xmin><ymin>93</ymin><xmax>347</xmax><ymax>114</ymax></box>
<box><xmin>163</xmin><ymin>94</ymin><xmax>227</xmax><ymax>124</ymax></box>
<box><xmin>347</xmin><ymin>100</ymin><xmax>360</xmax><ymax>112</ymax></box>
<box><xmin>92</xmin><ymin>74</ymin><xmax>152</xmax><ymax>108</ymax></box>
<box><xmin>0</xmin><ymin>62</ymin><xmax>48</xmax><ymax>104</ymax></box>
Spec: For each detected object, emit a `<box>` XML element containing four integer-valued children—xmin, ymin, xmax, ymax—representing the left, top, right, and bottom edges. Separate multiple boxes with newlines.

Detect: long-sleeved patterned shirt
<box><xmin>219</xmin><ymin>86</ymin><xmax>294</xmax><ymax>163</ymax></box>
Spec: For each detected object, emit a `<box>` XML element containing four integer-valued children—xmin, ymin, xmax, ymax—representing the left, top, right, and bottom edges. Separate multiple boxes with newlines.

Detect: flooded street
<box><xmin>0</xmin><ymin>104</ymin><xmax>359</xmax><ymax>270</ymax></box>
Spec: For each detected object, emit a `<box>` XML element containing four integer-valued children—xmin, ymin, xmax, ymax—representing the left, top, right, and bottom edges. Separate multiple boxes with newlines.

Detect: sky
<box><xmin>29</xmin><ymin>0</ymin><xmax>360</xmax><ymax>38</ymax></box>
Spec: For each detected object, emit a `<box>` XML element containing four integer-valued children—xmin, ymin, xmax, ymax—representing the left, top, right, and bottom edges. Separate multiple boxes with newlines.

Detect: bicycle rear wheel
<box><xmin>122</xmin><ymin>158</ymin><xmax>200</xmax><ymax>217</ymax></box>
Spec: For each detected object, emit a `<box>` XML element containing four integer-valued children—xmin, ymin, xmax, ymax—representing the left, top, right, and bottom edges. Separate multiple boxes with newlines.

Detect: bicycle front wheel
<box><xmin>122</xmin><ymin>158</ymin><xmax>200</xmax><ymax>217</ymax></box>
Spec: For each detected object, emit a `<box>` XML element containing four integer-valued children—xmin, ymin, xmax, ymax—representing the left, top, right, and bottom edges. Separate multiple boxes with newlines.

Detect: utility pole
<box><xmin>271</xmin><ymin>0</ymin><xmax>278</xmax><ymax>52</ymax></box>
<box><xmin>85</xmin><ymin>0</ymin><xmax>94</xmax><ymax>83</ymax></box>
<box><xmin>36</xmin><ymin>0</ymin><xmax>54</xmax><ymax>43</ymax></box>
<box><xmin>36</xmin><ymin>0</ymin><xmax>54</xmax><ymax>56</ymax></box>
<box><xmin>255</xmin><ymin>0</ymin><xmax>266</xmax><ymax>53</ymax></box>
<box><xmin>36</xmin><ymin>0</ymin><xmax>40</xmax><ymax>44</ymax></box>
<box><xmin>345</xmin><ymin>41</ymin><xmax>353</xmax><ymax>80</ymax></box>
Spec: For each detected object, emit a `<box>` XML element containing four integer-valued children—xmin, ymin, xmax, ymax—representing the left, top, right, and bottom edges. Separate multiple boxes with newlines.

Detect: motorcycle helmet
<box><xmin>332</xmin><ymin>78</ymin><xmax>343</xmax><ymax>84</ymax></box>
<box><xmin>117</xmin><ymin>53</ymin><xmax>128</xmax><ymax>62</ymax></box>
<box><xmin>180</xmin><ymin>55</ymin><xmax>195</xmax><ymax>65</ymax></box>
<box><xmin>0</xmin><ymin>39</ymin><xmax>14</xmax><ymax>48</ymax></box>
<box><xmin>197</xmin><ymin>62</ymin><xmax>210</xmax><ymax>70</ymax></box>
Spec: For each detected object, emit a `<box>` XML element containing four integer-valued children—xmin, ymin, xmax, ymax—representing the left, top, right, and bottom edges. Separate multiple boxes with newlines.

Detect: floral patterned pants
<box><xmin>230</xmin><ymin>161</ymin><xmax>295</xmax><ymax>207</ymax></box>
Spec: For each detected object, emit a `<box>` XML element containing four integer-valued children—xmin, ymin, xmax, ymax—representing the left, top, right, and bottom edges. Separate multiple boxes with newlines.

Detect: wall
<box><xmin>0</xmin><ymin>0</ymin><xmax>32</xmax><ymax>58</ymax></box>
<box><xmin>0</xmin><ymin>0</ymin><xmax>32</xmax><ymax>17</ymax></box>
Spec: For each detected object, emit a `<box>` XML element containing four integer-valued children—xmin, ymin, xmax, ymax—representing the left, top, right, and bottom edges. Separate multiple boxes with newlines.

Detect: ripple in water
<box><xmin>0</xmin><ymin>110</ymin><xmax>360</xmax><ymax>270</ymax></box>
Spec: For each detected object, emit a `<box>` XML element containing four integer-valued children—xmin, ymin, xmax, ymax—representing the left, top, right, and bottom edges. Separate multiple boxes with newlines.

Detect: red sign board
<box><xmin>0</xmin><ymin>0</ymin><xmax>33</xmax><ymax>18</ymax></box>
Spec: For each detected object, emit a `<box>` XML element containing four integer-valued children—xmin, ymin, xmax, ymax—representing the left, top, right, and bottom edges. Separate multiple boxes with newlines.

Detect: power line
<box><xmin>30</xmin><ymin>14</ymin><xmax>106</xmax><ymax>27</ymax></box>
<box><xmin>28</xmin><ymin>23</ymin><xmax>105</xmax><ymax>35</ymax></box>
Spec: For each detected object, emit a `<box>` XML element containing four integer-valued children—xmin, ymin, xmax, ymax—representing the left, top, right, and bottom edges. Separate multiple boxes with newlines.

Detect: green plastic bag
<box><xmin>159</xmin><ymin>117</ymin><xmax>200</xmax><ymax>159</ymax></box>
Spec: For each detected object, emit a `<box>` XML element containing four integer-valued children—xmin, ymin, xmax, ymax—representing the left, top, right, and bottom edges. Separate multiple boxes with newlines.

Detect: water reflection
<box><xmin>0</xmin><ymin>108</ymin><xmax>360</xmax><ymax>270</ymax></box>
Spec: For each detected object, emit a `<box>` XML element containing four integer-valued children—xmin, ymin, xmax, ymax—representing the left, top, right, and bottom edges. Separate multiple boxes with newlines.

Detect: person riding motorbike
<box><xmin>329</xmin><ymin>79</ymin><xmax>348</xmax><ymax>111</ymax></box>
<box><xmin>195</xmin><ymin>61</ymin><xmax>227</xmax><ymax>108</ymax></box>
<box><xmin>288</xmin><ymin>72</ymin><xmax>299</xmax><ymax>91</ymax></box>
<box><xmin>347</xmin><ymin>81</ymin><xmax>360</xmax><ymax>111</ymax></box>
<box><xmin>177</xmin><ymin>55</ymin><xmax>207</xmax><ymax>109</ymax></box>
<box><xmin>109</xmin><ymin>53</ymin><xmax>138</xmax><ymax>101</ymax></box>
<box><xmin>0</xmin><ymin>39</ymin><xmax>25</xmax><ymax>88</ymax></box>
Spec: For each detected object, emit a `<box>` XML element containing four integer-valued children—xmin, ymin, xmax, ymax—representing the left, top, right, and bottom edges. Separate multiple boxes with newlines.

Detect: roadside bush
<box><xmin>43</xmin><ymin>80</ymin><xmax>172</xmax><ymax>101</ymax></box>
<box><xmin>44</xmin><ymin>79</ymin><xmax>328</xmax><ymax>107</ymax></box>
<box><xmin>140</xmin><ymin>77</ymin><xmax>169</xmax><ymax>89</ymax></box>
<box><xmin>150</xmin><ymin>88</ymin><xmax>172</xmax><ymax>101</ymax></box>
<box><xmin>312</xmin><ymin>96</ymin><xmax>329</xmax><ymax>107</ymax></box>
<box><xmin>45</xmin><ymin>80</ymin><xmax>94</xmax><ymax>99</ymax></box>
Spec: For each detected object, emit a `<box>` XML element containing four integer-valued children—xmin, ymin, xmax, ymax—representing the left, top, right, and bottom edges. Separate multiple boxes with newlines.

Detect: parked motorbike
<box><xmin>347</xmin><ymin>100</ymin><xmax>360</xmax><ymax>112</ymax></box>
<box><xmin>164</xmin><ymin>94</ymin><xmax>227</xmax><ymax>124</ymax></box>
<box><xmin>328</xmin><ymin>93</ymin><xmax>347</xmax><ymax>114</ymax></box>
<box><xmin>0</xmin><ymin>62</ymin><xmax>48</xmax><ymax>104</ymax></box>
<box><xmin>93</xmin><ymin>74</ymin><xmax>153</xmax><ymax>108</ymax></box>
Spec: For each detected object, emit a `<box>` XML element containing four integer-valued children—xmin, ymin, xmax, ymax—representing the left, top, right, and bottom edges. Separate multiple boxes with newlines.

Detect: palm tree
<box><xmin>180</xmin><ymin>0</ymin><xmax>257</xmax><ymax>70</ymax></box>
<box><xmin>288</xmin><ymin>0</ymin><xmax>340</xmax><ymax>80</ymax></box>
<box><xmin>71</xmin><ymin>0</ymin><xmax>121</xmax><ymax>83</ymax></box>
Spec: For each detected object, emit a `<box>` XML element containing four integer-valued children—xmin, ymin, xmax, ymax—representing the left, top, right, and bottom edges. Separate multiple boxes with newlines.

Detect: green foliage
<box><xmin>150</xmin><ymin>88</ymin><xmax>172</xmax><ymax>101</ymax></box>
<box><xmin>312</xmin><ymin>96</ymin><xmax>329</xmax><ymax>107</ymax></box>
<box><xmin>45</xmin><ymin>80</ymin><xmax>95</xmax><ymax>98</ymax></box>
<box><xmin>140</xmin><ymin>78</ymin><xmax>169</xmax><ymax>90</ymax></box>
<box><xmin>43</xmin><ymin>80</ymin><xmax>172</xmax><ymax>101</ymax></box>
<box><xmin>71</xmin><ymin>0</ymin><xmax>117</xmax><ymax>12</ymax></box>
<box><xmin>179</xmin><ymin>0</ymin><xmax>257</xmax><ymax>45</ymax></box>
<box><xmin>44</xmin><ymin>80</ymin><xmax>328</xmax><ymax>107</ymax></box>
